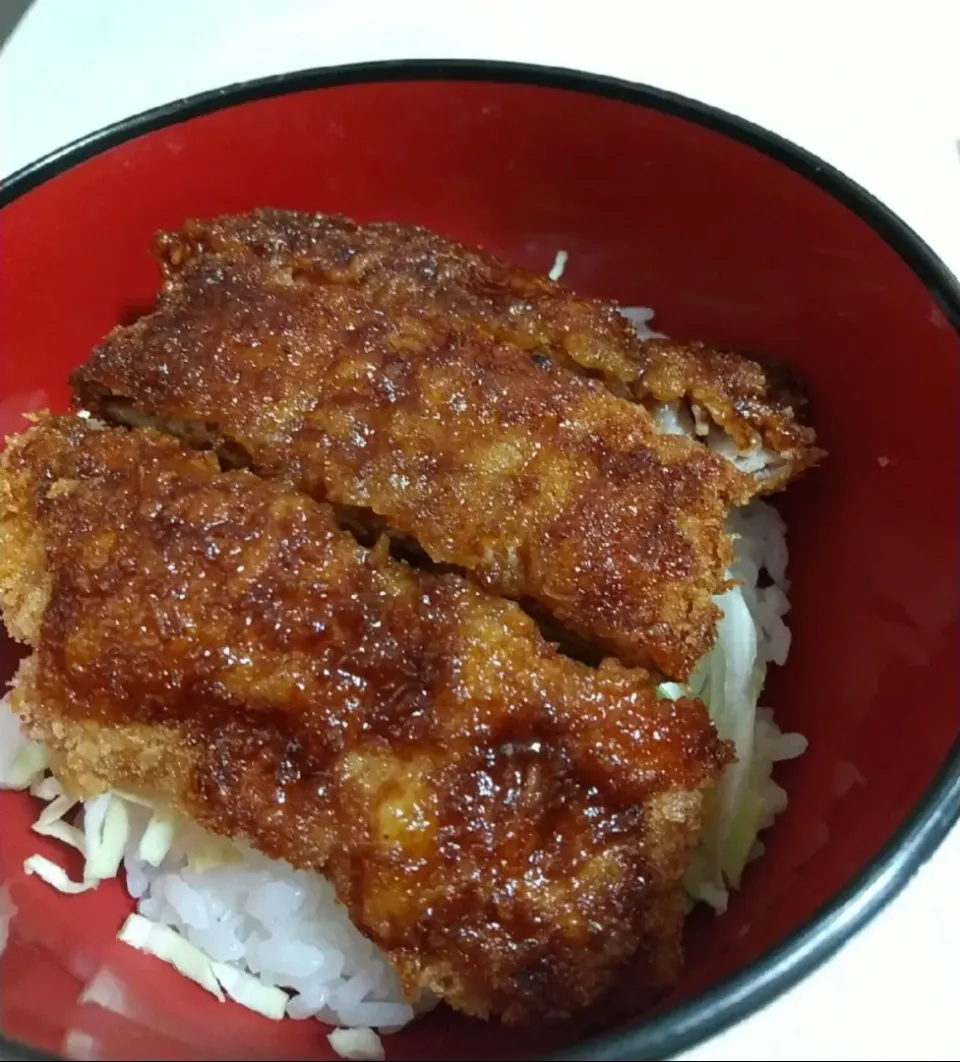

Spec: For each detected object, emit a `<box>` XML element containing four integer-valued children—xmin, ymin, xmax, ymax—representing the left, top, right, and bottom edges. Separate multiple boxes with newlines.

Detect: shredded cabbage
<box><xmin>24</xmin><ymin>854</ymin><xmax>95</xmax><ymax>894</ymax></box>
<box><xmin>32</xmin><ymin>793</ymin><xmax>86</xmax><ymax>852</ymax></box>
<box><xmin>655</xmin><ymin>681</ymin><xmax>685</xmax><ymax>701</ymax></box>
<box><xmin>702</xmin><ymin>587</ymin><xmax>761</xmax><ymax>886</ymax></box>
<box><xmin>30</xmin><ymin>775</ymin><xmax>63</xmax><ymax>801</ymax></box>
<box><xmin>0</xmin><ymin>740</ymin><xmax>48</xmax><ymax>790</ymax></box>
<box><xmin>85</xmin><ymin>796</ymin><xmax>130</xmax><ymax>881</ymax></box>
<box><xmin>116</xmin><ymin>913</ymin><xmax>291</xmax><ymax>1018</ymax></box>
<box><xmin>547</xmin><ymin>250</ymin><xmax>568</xmax><ymax>282</ymax></box>
<box><xmin>118</xmin><ymin>913</ymin><xmax>225</xmax><ymax>1000</ymax></box>
<box><xmin>137</xmin><ymin>812</ymin><xmax>177</xmax><ymax>867</ymax></box>
<box><xmin>658</xmin><ymin>583</ymin><xmax>774</xmax><ymax>911</ymax></box>
<box><xmin>211</xmin><ymin>959</ymin><xmax>289</xmax><ymax>1020</ymax></box>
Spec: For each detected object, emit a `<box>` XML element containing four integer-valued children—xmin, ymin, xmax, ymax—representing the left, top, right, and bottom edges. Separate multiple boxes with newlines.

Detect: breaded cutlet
<box><xmin>71</xmin><ymin>215</ymin><xmax>760</xmax><ymax>680</ymax></box>
<box><xmin>156</xmin><ymin>209</ymin><xmax>821</xmax><ymax>491</ymax></box>
<box><xmin>0</xmin><ymin>414</ymin><xmax>731</xmax><ymax>1025</ymax></box>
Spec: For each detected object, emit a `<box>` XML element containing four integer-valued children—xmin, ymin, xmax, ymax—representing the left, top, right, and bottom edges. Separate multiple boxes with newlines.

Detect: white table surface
<box><xmin>2</xmin><ymin>2</ymin><xmax>958</xmax><ymax>1059</ymax></box>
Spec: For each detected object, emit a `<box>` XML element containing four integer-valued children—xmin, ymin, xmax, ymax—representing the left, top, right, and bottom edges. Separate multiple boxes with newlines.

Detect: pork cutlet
<box><xmin>156</xmin><ymin>209</ymin><xmax>821</xmax><ymax>490</ymax></box>
<box><xmin>68</xmin><ymin>212</ymin><xmax>791</xmax><ymax>681</ymax></box>
<box><xmin>0</xmin><ymin>414</ymin><xmax>731</xmax><ymax>1024</ymax></box>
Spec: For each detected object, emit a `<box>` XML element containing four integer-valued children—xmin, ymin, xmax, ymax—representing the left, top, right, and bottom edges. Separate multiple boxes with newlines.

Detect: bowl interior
<box><xmin>1</xmin><ymin>68</ymin><xmax>958</xmax><ymax>1062</ymax></box>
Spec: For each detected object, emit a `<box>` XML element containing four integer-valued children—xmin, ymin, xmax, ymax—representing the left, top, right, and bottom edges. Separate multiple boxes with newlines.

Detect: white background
<box><xmin>2</xmin><ymin>2</ymin><xmax>959</xmax><ymax>1059</ymax></box>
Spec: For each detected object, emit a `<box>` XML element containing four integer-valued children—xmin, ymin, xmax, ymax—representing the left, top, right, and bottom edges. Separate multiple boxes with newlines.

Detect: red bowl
<box><xmin>1</xmin><ymin>60</ymin><xmax>958</xmax><ymax>1062</ymax></box>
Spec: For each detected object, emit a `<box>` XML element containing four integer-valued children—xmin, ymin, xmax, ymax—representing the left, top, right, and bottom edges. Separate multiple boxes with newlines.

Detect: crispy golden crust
<box><xmin>156</xmin><ymin>209</ymin><xmax>821</xmax><ymax>491</ymax></box>
<box><xmin>629</xmin><ymin>339</ymin><xmax>823</xmax><ymax>492</ymax></box>
<box><xmin>1</xmin><ymin>415</ymin><xmax>731</xmax><ymax>1024</ymax></box>
<box><xmin>71</xmin><ymin>215</ymin><xmax>757</xmax><ymax>680</ymax></box>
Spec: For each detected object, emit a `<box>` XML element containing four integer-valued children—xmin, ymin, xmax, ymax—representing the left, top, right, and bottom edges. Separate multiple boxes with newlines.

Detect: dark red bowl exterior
<box><xmin>1</xmin><ymin>61</ymin><xmax>958</xmax><ymax>1062</ymax></box>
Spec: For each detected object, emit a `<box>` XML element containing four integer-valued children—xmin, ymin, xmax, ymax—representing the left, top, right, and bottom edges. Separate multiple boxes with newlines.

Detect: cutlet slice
<box><xmin>0</xmin><ymin>414</ymin><xmax>731</xmax><ymax>1024</ymax></box>
<box><xmin>71</xmin><ymin>222</ymin><xmax>755</xmax><ymax>681</ymax></box>
<box><xmin>619</xmin><ymin>338</ymin><xmax>822</xmax><ymax>492</ymax></box>
<box><xmin>156</xmin><ymin>209</ymin><xmax>821</xmax><ymax>492</ymax></box>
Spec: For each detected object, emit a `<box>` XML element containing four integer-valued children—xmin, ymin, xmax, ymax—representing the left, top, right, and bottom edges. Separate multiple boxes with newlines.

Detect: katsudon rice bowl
<box><xmin>1</xmin><ymin>61</ymin><xmax>958</xmax><ymax>1062</ymax></box>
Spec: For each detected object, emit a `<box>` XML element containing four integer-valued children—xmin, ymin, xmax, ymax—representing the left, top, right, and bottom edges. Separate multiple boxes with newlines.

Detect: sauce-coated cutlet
<box><xmin>70</xmin><ymin>211</ymin><xmax>774</xmax><ymax>681</ymax></box>
<box><xmin>157</xmin><ymin>209</ymin><xmax>821</xmax><ymax>491</ymax></box>
<box><xmin>0</xmin><ymin>415</ymin><xmax>731</xmax><ymax>1024</ymax></box>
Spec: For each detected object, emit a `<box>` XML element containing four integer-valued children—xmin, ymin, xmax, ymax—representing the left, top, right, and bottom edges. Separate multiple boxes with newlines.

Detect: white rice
<box><xmin>127</xmin><ymin>842</ymin><xmax>415</xmax><ymax>1029</ymax></box>
<box><xmin>0</xmin><ymin>303</ymin><xmax>807</xmax><ymax>1054</ymax></box>
<box><xmin>0</xmin><ymin>717</ymin><xmax>415</xmax><ymax>1056</ymax></box>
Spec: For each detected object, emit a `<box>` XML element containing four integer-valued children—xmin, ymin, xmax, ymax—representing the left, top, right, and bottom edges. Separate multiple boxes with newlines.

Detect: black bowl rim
<box><xmin>0</xmin><ymin>57</ymin><xmax>958</xmax><ymax>1062</ymax></box>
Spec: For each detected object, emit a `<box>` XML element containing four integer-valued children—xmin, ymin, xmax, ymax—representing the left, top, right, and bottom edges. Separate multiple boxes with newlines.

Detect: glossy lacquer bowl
<box><xmin>0</xmin><ymin>61</ymin><xmax>958</xmax><ymax>1062</ymax></box>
